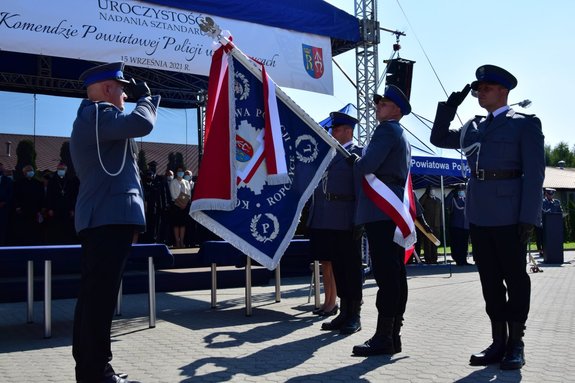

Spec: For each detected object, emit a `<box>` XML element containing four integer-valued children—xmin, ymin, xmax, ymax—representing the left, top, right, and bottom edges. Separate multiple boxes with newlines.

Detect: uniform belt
<box><xmin>472</xmin><ymin>169</ymin><xmax>522</xmax><ymax>180</ymax></box>
<box><xmin>325</xmin><ymin>193</ymin><xmax>355</xmax><ymax>202</ymax></box>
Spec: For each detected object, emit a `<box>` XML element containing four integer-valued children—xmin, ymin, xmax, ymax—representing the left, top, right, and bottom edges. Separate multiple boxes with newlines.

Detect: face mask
<box><xmin>176</xmin><ymin>171</ymin><xmax>184</xmax><ymax>178</ymax></box>
<box><xmin>457</xmin><ymin>191</ymin><xmax>465</xmax><ymax>198</ymax></box>
<box><xmin>26</xmin><ymin>171</ymin><xmax>35</xmax><ymax>178</ymax></box>
<box><xmin>183</xmin><ymin>175</ymin><xmax>191</xmax><ymax>181</ymax></box>
<box><xmin>166</xmin><ymin>176</ymin><xmax>174</xmax><ymax>182</ymax></box>
<box><xmin>57</xmin><ymin>170</ymin><xmax>66</xmax><ymax>177</ymax></box>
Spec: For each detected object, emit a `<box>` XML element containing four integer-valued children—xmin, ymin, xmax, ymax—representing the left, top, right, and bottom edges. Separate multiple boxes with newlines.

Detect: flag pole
<box><xmin>199</xmin><ymin>17</ymin><xmax>351</xmax><ymax>158</ymax></box>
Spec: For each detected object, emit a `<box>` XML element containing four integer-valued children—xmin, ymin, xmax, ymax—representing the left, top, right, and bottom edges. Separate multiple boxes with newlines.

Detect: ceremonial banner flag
<box><xmin>191</xmin><ymin>44</ymin><xmax>336</xmax><ymax>270</ymax></box>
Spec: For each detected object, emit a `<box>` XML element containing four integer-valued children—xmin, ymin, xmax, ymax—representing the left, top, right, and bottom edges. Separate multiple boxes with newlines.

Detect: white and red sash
<box><xmin>362</xmin><ymin>172</ymin><xmax>417</xmax><ymax>249</ymax></box>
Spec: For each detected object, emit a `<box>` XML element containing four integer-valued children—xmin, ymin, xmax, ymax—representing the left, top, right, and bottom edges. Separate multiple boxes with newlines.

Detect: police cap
<box><xmin>330</xmin><ymin>111</ymin><xmax>358</xmax><ymax>129</ymax></box>
<box><xmin>373</xmin><ymin>85</ymin><xmax>411</xmax><ymax>116</ymax></box>
<box><xmin>471</xmin><ymin>64</ymin><xmax>517</xmax><ymax>91</ymax></box>
<box><xmin>79</xmin><ymin>62</ymin><xmax>130</xmax><ymax>87</ymax></box>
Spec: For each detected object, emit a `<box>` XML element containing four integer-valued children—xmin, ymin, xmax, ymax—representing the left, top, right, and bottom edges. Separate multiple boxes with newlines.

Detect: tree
<box><xmin>547</xmin><ymin>142</ymin><xmax>574</xmax><ymax>168</ymax></box>
<box><xmin>15</xmin><ymin>139</ymin><xmax>37</xmax><ymax>179</ymax></box>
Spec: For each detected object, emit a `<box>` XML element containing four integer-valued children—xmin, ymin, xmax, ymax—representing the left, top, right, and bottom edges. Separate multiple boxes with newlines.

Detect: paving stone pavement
<box><xmin>1</xmin><ymin>252</ymin><xmax>574</xmax><ymax>383</ymax></box>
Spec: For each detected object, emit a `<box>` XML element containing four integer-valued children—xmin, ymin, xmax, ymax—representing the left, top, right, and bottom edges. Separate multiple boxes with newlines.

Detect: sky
<box><xmin>1</xmin><ymin>0</ymin><xmax>574</xmax><ymax>153</ymax></box>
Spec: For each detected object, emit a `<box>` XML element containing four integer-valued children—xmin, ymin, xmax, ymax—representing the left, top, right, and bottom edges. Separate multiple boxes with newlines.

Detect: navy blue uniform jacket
<box><xmin>71</xmin><ymin>97</ymin><xmax>158</xmax><ymax>233</ymax></box>
<box><xmin>354</xmin><ymin>120</ymin><xmax>411</xmax><ymax>225</ymax></box>
<box><xmin>431</xmin><ymin>103</ymin><xmax>544</xmax><ymax>227</ymax></box>
<box><xmin>308</xmin><ymin>144</ymin><xmax>363</xmax><ymax>231</ymax></box>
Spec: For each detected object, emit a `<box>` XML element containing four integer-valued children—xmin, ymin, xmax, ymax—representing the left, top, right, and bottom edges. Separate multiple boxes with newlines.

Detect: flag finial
<box><xmin>199</xmin><ymin>17</ymin><xmax>221</xmax><ymax>39</ymax></box>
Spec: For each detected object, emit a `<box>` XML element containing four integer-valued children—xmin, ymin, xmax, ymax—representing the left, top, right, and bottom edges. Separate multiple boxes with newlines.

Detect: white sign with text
<box><xmin>0</xmin><ymin>0</ymin><xmax>333</xmax><ymax>94</ymax></box>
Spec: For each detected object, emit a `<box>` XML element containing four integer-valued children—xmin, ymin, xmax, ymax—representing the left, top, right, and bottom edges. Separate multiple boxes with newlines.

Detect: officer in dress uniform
<box><xmin>348</xmin><ymin>85</ymin><xmax>412</xmax><ymax>356</ymax></box>
<box><xmin>307</xmin><ymin>112</ymin><xmax>364</xmax><ymax>335</ymax></box>
<box><xmin>447</xmin><ymin>184</ymin><xmax>470</xmax><ymax>266</ymax></box>
<box><xmin>71</xmin><ymin>61</ymin><xmax>159</xmax><ymax>383</ymax></box>
<box><xmin>430</xmin><ymin>65</ymin><xmax>545</xmax><ymax>370</ymax></box>
<box><xmin>418</xmin><ymin>186</ymin><xmax>442</xmax><ymax>263</ymax></box>
<box><xmin>542</xmin><ymin>188</ymin><xmax>562</xmax><ymax>214</ymax></box>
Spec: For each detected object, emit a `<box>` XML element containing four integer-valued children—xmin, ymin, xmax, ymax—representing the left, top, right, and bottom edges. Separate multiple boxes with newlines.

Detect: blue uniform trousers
<box><xmin>469</xmin><ymin>224</ymin><xmax>530</xmax><ymax>323</ymax></box>
<box><xmin>73</xmin><ymin>224</ymin><xmax>136</xmax><ymax>382</ymax></box>
<box><xmin>365</xmin><ymin>220</ymin><xmax>408</xmax><ymax>317</ymax></box>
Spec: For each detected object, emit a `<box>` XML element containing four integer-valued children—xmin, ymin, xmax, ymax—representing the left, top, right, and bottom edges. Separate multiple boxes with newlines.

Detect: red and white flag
<box><xmin>190</xmin><ymin>40</ymin><xmax>335</xmax><ymax>270</ymax></box>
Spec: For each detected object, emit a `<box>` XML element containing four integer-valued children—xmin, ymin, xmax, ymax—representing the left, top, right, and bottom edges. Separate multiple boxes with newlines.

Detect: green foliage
<box><xmin>546</xmin><ymin>141</ymin><xmax>575</xmax><ymax>167</ymax></box>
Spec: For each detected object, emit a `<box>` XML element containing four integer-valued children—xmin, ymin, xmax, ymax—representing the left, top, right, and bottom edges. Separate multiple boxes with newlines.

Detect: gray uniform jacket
<box><xmin>354</xmin><ymin>120</ymin><xmax>411</xmax><ymax>225</ymax></box>
<box><xmin>308</xmin><ymin>144</ymin><xmax>363</xmax><ymax>231</ymax></box>
<box><xmin>71</xmin><ymin>97</ymin><xmax>158</xmax><ymax>233</ymax></box>
<box><xmin>430</xmin><ymin>102</ymin><xmax>544</xmax><ymax>227</ymax></box>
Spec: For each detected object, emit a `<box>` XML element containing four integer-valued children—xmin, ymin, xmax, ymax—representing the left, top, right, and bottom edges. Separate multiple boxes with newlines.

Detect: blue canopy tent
<box><xmin>0</xmin><ymin>0</ymin><xmax>361</xmax><ymax>108</ymax></box>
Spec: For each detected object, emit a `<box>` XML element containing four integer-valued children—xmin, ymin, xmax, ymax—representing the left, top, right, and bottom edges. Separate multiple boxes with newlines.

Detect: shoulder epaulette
<box><xmin>514</xmin><ymin>111</ymin><xmax>536</xmax><ymax>118</ymax></box>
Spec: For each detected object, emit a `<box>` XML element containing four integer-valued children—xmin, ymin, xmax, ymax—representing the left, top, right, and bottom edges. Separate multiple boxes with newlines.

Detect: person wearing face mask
<box><xmin>12</xmin><ymin>164</ymin><xmax>44</xmax><ymax>245</ymax></box>
<box><xmin>447</xmin><ymin>184</ymin><xmax>470</xmax><ymax>266</ymax></box>
<box><xmin>418</xmin><ymin>185</ymin><xmax>442</xmax><ymax>264</ymax></box>
<box><xmin>45</xmin><ymin>163</ymin><xmax>80</xmax><ymax>244</ymax></box>
<box><xmin>0</xmin><ymin>162</ymin><xmax>14</xmax><ymax>245</ymax></box>
<box><xmin>169</xmin><ymin>167</ymin><xmax>192</xmax><ymax>248</ymax></box>
<box><xmin>71</xmin><ymin>61</ymin><xmax>159</xmax><ymax>383</ymax></box>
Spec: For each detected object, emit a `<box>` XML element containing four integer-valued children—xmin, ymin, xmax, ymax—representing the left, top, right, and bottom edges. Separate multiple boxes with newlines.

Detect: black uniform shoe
<box><xmin>352</xmin><ymin>336</ymin><xmax>395</xmax><ymax>356</ymax></box>
<box><xmin>102</xmin><ymin>374</ymin><xmax>141</xmax><ymax>383</ymax></box>
<box><xmin>469</xmin><ymin>321</ymin><xmax>507</xmax><ymax>366</ymax></box>
<box><xmin>352</xmin><ymin>316</ymin><xmax>395</xmax><ymax>356</ymax></box>
<box><xmin>500</xmin><ymin>322</ymin><xmax>526</xmax><ymax>370</ymax></box>
<box><xmin>340</xmin><ymin>300</ymin><xmax>361</xmax><ymax>335</ymax></box>
<box><xmin>500</xmin><ymin>340</ymin><xmax>525</xmax><ymax>370</ymax></box>
<box><xmin>469</xmin><ymin>342</ymin><xmax>506</xmax><ymax>366</ymax></box>
<box><xmin>321</xmin><ymin>311</ymin><xmax>347</xmax><ymax>331</ymax></box>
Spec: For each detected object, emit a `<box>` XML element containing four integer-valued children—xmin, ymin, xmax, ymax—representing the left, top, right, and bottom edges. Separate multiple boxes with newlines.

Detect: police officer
<box><xmin>447</xmin><ymin>184</ymin><xmax>470</xmax><ymax>266</ymax></box>
<box><xmin>348</xmin><ymin>85</ymin><xmax>412</xmax><ymax>356</ymax></box>
<box><xmin>430</xmin><ymin>65</ymin><xmax>545</xmax><ymax>370</ymax></box>
<box><xmin>542</xmin><ymin>188</ymin><xmax>562</xmax><ymax>213</ymax></box>
<box><xmin>418</xmin><ymin>186</ymin><xmax>442</xmax><ymax>263</ymax></box>
<box><xmin>71</xmin><ymin>61</ymin><xmax>159</xmax><ymax>383</ymax></box>
<box><xmin>308</xmin><ymin>111</ymin><xmax>364</xmax><ymax>334</ymax></box>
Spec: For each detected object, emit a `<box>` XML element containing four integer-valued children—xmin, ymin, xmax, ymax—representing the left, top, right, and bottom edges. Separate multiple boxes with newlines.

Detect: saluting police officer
<box><xmin>430</xmin><ymin>65</ymin><xmax>545</xmax><ymax>370</ymax></box>
<box><xmin>308</xmin><ymin>112</ymin><xmax>364</xmax><ymax>335</ymax></box>
<box><xmin>71</xmin><ymin>62</ymin><xmax>159</xmax><ymax>383</ymax></box>
<box><xmin>348</xmin><ymin>85</ymin><xmax>412</xmax><ymax>356</ymax></box>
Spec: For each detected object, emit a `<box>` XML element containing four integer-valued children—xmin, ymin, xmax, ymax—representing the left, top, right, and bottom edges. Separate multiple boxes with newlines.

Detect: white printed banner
<box><xmin>0</xmin><ymin>0</ymin><xmax>333</xmax><ymax>94</ymax></box>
